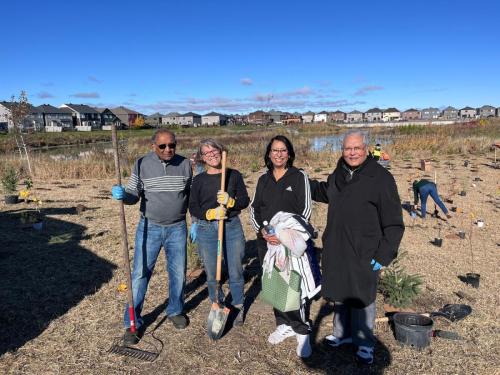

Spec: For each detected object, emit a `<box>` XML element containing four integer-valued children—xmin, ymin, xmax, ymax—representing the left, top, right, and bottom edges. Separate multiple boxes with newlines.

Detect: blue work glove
<box><xmin>111</xmin><ymin>185</ymin><xmax>125</xmax><ymax>200</ymax></box>
<box><xmin>189</xmin><ymin>222</ymin><xmax>198</xmax><ymax>243</ymax></box>
<box><xmin>371</xmin><ymin>259</ymin><xmax>382</xmax><ymax>271</ymax></box>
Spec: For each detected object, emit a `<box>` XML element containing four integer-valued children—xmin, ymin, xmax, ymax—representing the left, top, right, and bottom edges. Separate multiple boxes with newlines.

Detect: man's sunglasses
<box><xmin>156</xmin><ymin>143</ymin><xmax>176</xmax><ymax>150</ymax></box>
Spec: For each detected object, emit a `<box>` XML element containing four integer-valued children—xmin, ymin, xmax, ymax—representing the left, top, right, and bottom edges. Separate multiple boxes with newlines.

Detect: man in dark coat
<box><xmin>310</xmin><ymin>130</ymin><xmax>404</xmax><ymax>365</ymax></box>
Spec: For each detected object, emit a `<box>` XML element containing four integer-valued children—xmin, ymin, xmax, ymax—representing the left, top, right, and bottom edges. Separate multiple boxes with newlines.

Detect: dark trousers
<box><xmin>257</xmin><ymin>237</ymin><xmax>310</xmax><ymax>335</ymax></box>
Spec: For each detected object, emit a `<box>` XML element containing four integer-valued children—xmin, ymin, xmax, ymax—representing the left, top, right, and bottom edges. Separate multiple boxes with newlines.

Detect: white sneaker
<box><xmin>356</xmin><ymin>346</ymin><xmax>374</xmax><ymax>365</ymax></box>
<box><xmin>268</xmin><ymin>324</ymin><xmax>296</xmax><ymax>345</ymax></box>
<box><xmin>324</xmin><ymin>335</ymin><xmax>353</xmax><ymax>347</ymax></box>
<box><xmin>296</xmin><ymin>333</ymin><xmax>312</xmax><ymax>358</ymax></box>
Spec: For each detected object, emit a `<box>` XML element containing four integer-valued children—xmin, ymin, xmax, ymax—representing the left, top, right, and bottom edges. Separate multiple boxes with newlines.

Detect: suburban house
<box><xmin>96</xmin><ymin>108</ymin><xmax>121</xmax><ymax>128</ymax></box>
<box><xmin>478</xmin><ymin>105</ymin><xmax>496</xmax><ymax>118</ymax></box>
<box><xmin>162</xmin><ymin>112</ymin><xmax>181</xmax><ymax>125</ymax></box>
<box><xmin>302</xmin><ymin>111</ymin><xmax>315</xmax><ymax>123</ymax></box>
<box><xmin>346</xmin><ymin>110</ymin><xmax>363</xmax><ymax>123</ymax></box>
<box><xmin>35</xmin><ymin>104</ymin><xmax>73</xmax><ymax>129</ymax></box>
<box><xmin>442</xmin><ymin>106</ymin><xmax>459</xmax><ymax>120</ymax></box>
<box><xmin>248</xmin><ymin>110</ymin><xmax>270</xmax><ymax>125</ymax></box>
<box><xmin>364</xmin><ymin>108</ymin><xmax>383</xmax><ymax>122</ymax></box>
<box><xmin>282</xmin><ymin>113</ymin><xmax>302</xmax><ymax>125</ymax></box>
<box><xmin>178</xmin><ymin>112</ymin><xmax>202</xmax><ymax>127</ymax></box>
<box><xmin>459</xmin><ymin>106</ymin><xmax>476</xmax><ymax>119</ymax></box>
<box><xmin>202</xmin><ymin>112</ymin><xmax>227</xmax><ymax>126</ymax></box>
<box><xmin>0</xmin><ymin>103</ymin><xmax>8</xmax><ymax>131</ymax></box>
<box><xmin>330</xmin><ymin>110</ymin><xmax>346</xmax><ymax>123</ymax></box>
<box><xmin>420</xmin><ymin>107</ymin><xmax>441</xmax><ymax>120</ymax></box>
<box><xmin>269</xmin><ymin>110</ymin><xmax>286</xmax><ymax>124</ymax></box>
<box><xmin>0</xmin><ymin>101</ymin><xmax>39</xmax><ymax>131</ymax></box>
<box><xmin>382</xmin><ymin>108</ymin><xmax>401</xmax><ymax>122</ymax></box>
<box><xmin>314</xmin><ymin>111</ymin><xmax>329</xmax><ymax>123</ymax></box>
<box><xmin>61</xmin><ymin>104</ymin><xmax>101</xmax><ymax>128</ymax></box>
<box><xmin>145</xmin><ymin>113</ymin><xmax>163</xmax><ymax>127</ymax></box>
<box><xmin>402</xmin><ymin>108</ymin><xmax>420</xmax><ymax>121</ymax></box>
<box><xmin>226</xmin><ymin>114</ymin><xmax>247</xmax><ymax>126</ymax></box>
<box><xmin>111</xmin><ymin>106</ymin><xmax>144</xmax><ymax>127</ymax></box>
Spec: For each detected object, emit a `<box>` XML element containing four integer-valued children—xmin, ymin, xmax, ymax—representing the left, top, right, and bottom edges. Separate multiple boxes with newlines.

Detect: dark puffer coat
<box><xmin>310</xmin><ymin>156</ymin><xmax>404</xmax><ymax>307</ymax></box>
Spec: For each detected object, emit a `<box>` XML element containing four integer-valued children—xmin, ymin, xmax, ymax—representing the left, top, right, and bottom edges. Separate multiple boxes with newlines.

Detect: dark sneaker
<box><xmin>123</xmin><ymin>328</ymin><xmax>140</xmax><ymax>346</ymax></box>
<box><xmin>233</xmin><ymin>308</ymin><xmax>245</xmax><ymax>327</ymax></box>
<box><xmin>168</xmin><ymin>314</ymin><xmax>188</xmax><ymax>329</ymax></box>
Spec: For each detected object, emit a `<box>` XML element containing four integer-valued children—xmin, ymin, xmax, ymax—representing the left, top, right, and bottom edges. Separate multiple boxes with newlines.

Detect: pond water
<box><xmin>309</xmin><ymin>133</ymin><xmax>395</xmax><ymax>152</ymax></box>
<box><xmin>32</xmin><ymin>132</ymin><xmax>397</xmax><ymax>159</ymax></box>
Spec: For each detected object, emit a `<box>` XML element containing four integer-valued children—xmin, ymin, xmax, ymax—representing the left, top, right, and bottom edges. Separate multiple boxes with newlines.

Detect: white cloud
<box><xmin>37</xmin><ymin>91</ymin><xmax>55</xmax><ymax>99</ymax></box>
<box><xmin>240</xmin><ymin>78</ymin><xmax>253</xmax><ymax>86</ymax></box>
<box><xmin>70</xmin><ymin>92</ymin><xmax>100</xmax><ymax>98</ymax></box>
<box><xmin>354</xmin><ymin>85</ymin><xmax>384</xmax><ymax>96</ymax></box>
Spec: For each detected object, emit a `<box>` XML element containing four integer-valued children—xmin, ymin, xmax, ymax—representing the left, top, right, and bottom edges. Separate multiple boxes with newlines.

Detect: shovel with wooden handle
<box><xmin>207</xmin><ymin>150</ymin><xmax>230</xmax><ymax>340</ymax></box>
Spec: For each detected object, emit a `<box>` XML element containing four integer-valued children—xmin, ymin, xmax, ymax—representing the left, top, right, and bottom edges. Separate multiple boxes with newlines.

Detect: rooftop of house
<box><xmin>63</xmin><ymin>103</ymin><xmax>100</xmax><ymax>114</ymax></box>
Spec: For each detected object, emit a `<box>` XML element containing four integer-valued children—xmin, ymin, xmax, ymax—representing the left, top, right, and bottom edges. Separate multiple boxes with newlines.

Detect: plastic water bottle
<box><xmin>262</xmin><ymin>221</ymin><xmax>275</xmax><ymax>235</ymax></box>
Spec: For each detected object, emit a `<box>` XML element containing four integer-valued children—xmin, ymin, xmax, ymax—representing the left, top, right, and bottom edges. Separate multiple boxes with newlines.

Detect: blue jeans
<box><xmin>123</xmin><ymin>217</ymin><xmax>187</xmax><ymax>329</ymax></box>
<box><xmin>419</xmin><ymin>183</ymin><xmax>448</xmax><ymax>218</ymax></box>
<box><xmin>333</xmin><ymin>301</ymin><xmax>376</xmax><ymax>348</ymax></box>
<box><xmin>196</xmin><ymin>216</ymin><xmax>246</xmax><ymax>306</ymax></box>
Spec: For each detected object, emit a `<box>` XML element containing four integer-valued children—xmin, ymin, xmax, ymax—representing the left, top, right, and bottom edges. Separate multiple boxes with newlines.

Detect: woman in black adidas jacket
<box><xmin>250</xmin><ymin>135</ymin><xmax>314</xmax><ymax>358</ymax></box>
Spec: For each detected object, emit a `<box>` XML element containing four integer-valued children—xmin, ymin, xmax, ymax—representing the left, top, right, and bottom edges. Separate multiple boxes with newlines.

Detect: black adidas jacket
<box><xmin>250</xmin><ymin>166</ymin><xmax>312</xmax><ymax>232</ymax></box>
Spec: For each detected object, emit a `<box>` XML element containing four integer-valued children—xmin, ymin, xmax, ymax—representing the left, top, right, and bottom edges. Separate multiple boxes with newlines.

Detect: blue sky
<box><xmin>1</xmin><ymin>0</ymin><xmax>499</xmax><ymax>114</ymax></box>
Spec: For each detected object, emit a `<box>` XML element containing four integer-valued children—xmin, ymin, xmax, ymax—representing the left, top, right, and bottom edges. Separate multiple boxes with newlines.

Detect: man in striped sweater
<box><xmin>112</xmin><ymin>129</ymin><xmax>192</xmax><ymax>345</ymax></box>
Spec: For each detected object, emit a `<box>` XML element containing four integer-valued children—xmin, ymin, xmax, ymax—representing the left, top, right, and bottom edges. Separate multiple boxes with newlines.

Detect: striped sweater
<box><xmin>124</xmin><ymin>152</ymin><xmax>192</xmax><ymax>225</ymax></box>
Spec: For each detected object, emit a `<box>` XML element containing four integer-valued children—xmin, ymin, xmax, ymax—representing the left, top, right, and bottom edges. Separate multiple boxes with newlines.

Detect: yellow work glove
<box><xmin>216</xmin><ymin>190</ymin><xmax>235</xmax><ymax>208</ymax></box>
<box><xmin>206</xmin><ymin>206</ymin><xmax>227</xmax><ymax>220</ymax></box>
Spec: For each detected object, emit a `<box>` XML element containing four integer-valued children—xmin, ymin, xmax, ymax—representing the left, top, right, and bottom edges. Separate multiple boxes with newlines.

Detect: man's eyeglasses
<box><xmin>343</xmin><ymin>146</ymin><xmax>364</xmax><ymax>153</ymax></box>
<box><xmin>201</xmin><ymin>149</ymin><xmax>220</xmax><ymax>157</ymax></box>
<box><xmin>271</xmin><ymin>148</ymin><xmax>288</xmax><ymax>155</ymax></box>
<box><xmin>156</xmin><ymin>143</ymin><xmax>176</xmax><ymax>150</ymax></box>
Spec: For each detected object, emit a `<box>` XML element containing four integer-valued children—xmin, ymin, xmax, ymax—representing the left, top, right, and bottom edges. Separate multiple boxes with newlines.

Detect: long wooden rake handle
<box><xmin>111</xmin><ymin>125</ymin><xmax>136</xmax><ymax>334</ymax></box>
<box><xmin>216</xmin><ymin>151</ymin><xmax>227</xmax><ymax>281</ymax></box>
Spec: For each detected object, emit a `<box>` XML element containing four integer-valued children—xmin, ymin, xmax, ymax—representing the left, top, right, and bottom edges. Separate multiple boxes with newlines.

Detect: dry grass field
<box><xmin>0</xmin><ymin>126</ymin><xmax>499</xmax><ymax>374</ymax></box>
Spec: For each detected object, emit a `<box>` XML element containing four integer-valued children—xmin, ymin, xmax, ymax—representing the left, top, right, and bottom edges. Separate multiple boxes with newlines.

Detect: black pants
<box><xmin>257</xmin><ymin>237</ymin><xmax>310</xmax><ymax>335</ymax></box>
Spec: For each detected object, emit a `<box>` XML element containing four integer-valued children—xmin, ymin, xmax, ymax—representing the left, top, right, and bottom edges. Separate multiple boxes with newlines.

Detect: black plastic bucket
<box><xmin>4</xmin><ymin>195</ymin><xmax>18</xmax><ymax>204</ymax></box>
<box><xmin>393</xmin><ymin>313</ymin><xmax>434</xmax><ymax>348</ymax></box>
<box><xmin>433</xmin><ymin>238</ymin><xmax>443</xmax><ymax>247</ymax></box>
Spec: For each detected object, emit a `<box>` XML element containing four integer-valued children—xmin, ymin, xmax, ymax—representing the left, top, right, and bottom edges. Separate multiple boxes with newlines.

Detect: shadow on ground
<box><xmin>0</xmin><ymin>207</ymin><xmax>116</xmax><ymax>355</ymax></box>
<box><xmin>302</xmin><ymin>301</ymin><xmax>392</xmax><ymax>374</ymax></box>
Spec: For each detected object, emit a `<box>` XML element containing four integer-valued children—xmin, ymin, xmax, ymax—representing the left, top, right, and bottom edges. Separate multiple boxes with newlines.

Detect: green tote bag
<box><xmin>260</xmin><ymin>264</ymin><xmax>301</xmax><ymax>312</ymax></box>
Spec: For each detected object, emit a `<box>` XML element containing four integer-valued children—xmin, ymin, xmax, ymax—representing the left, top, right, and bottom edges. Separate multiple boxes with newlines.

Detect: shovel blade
<box><xmin>207</xmin><ymin>303</ymin><xmax>230</xmax><ymax>340</ymax></box>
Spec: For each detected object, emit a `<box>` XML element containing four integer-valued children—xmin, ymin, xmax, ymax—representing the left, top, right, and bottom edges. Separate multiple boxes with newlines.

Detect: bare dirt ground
<box><xmin>0</xmin><ymin>153</ymin><xmax>499</xmax><ymax>374</ymax></box>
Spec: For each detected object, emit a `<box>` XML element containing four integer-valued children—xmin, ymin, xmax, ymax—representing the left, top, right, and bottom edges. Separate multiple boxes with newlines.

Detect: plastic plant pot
<box><xmin>465</xmin><ymin>273</ymin><xmax>480</xmax><ymax>288</ymax></box>
<box><xmin>433</xmin><ymin>238</ymin><xmax>443</xmax><ymax>247</ymax></box>
<box><xmin>451</xmin><ymin>207</ymin><xmax>457</xmax><ymax>212</ymax></box>
<box><xmin>476</xmin><ymin>219</ymin><xmax>484</xmax><ymax>228</ymax></box>
<box><xmin>393</xmin><ymin>313</ymin><xmax>434</xmax><ymax>349</ymax></box>
<box><xmin>458</xmin><ymin>231</ymin><xmax>466</xmax><ymax>239</ymax></box>
<box><xmin>463</xmin><ymin>161</ymin><xmax>469</xmax><ymax>167</ymax></box>
<box><xmin>4</xmin><ymin>195</ymin><xmax>18</xmax><ymax>204</ymax></box>
<box><xmin>459</xmin><ymin>191</ymin><xmax>467</xmax><ymax>196</ymax></box>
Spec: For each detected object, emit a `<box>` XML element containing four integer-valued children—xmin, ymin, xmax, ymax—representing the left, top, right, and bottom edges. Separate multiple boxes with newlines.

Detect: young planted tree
<box><xmin>8</xmin><ymin>91</ymin><xmax>33</xmax><ymax>175</ymax></box>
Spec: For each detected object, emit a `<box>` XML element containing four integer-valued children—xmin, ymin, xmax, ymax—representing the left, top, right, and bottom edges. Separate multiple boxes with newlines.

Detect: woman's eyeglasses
<box><xmin>271</xmin><ymin>148</ymin><xmax>288</xmax><ymax>155</ymax></box>
<box><xmin>156</xmin><ymin>143</ymin><xmax>176</xmax><ymax>150</ymax></box>
<box><xmin>201</xmin><ymin>149</ymin><xmax>220</xmax><ymax>157</ymax></box>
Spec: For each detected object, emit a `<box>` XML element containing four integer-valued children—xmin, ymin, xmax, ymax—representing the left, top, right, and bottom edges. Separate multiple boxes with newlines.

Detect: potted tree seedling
<box><xmin>463</xmin><ymin>215</ymin><xmax>480</xmax><ymax>288</ymax></box>
<box><xmin>379</xmin><ymin>251</ymin><xmax>423</xmax><ymax>313</ymax></box>
<box><xmin>1</xmin><ymin>166</ymin><xmax>19</xmax><ymax>204</ymax></box>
